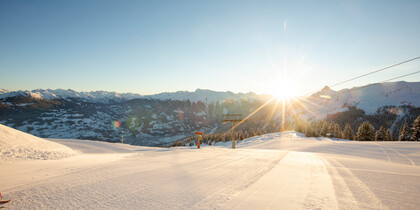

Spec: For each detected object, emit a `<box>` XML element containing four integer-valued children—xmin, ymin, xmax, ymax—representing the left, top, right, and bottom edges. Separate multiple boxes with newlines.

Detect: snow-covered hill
<box><xmin>297</xmin><ymin>81</ymin><xmax>420</xmax><ymax>118</ymax></box>
<box><xmin>0</xmin><ymin>124</ymin><xmax>75</xmax><ymax>160</ymax></box>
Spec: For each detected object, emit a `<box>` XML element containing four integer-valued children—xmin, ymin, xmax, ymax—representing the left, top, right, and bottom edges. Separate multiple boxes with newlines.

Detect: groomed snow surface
<box><xmin>0</xmin><ymin>124</ymin><xmax>75</xmax><ymax>160</ymax></box>
<box><xmin>1</xmin><ymin>127</ymin><xmax>420</xmax><ymax>209</ymax></box>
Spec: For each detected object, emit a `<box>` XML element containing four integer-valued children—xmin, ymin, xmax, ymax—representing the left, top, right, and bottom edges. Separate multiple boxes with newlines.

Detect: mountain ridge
<box><xmin>305</xmin><ymin>81</ymin><xmax>420</xmax><ymax>116</ymax></box>
<box><xmin>0</xmin><ymin>88</ymin><xmax>265</xmax><ymax>103</ymax></box>
<box><xmin>1</xmin><ymin>81</ymin><xmax>419</xmax><ymax>146</ymax></box>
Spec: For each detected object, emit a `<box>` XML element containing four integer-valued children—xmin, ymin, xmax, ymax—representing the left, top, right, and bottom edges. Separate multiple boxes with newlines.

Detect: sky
<box><xmin>1</xmin><ymin>0</ymin><xmax>420</xmax><ymax>96</ymax></box>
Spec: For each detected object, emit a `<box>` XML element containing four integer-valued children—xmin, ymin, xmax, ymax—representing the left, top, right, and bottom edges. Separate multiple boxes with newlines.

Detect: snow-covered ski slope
<box><xmin>0</xmin><ymin>124</ymin><xmax>75</xmax><ymax>160</ymax></box>
<box><xmin>1</xmin><ymin>131</ymin><xmax>420</xmax><ymax>209</ymax></box>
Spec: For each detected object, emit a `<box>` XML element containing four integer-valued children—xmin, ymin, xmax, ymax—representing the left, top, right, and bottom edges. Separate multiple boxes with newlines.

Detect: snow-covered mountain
<box><xmin>0</xmin><ymin>89</ymin><xmax>10</xmax><ymax>94</ymax></box>
<box><xmin>146</xmin><ymin>89</ymin><xmax>265</xmax><ymax>103</ymax></box>
<box><xmin>0</xmin><ymin>81</ymin><xmax>419</xmax><ymax>145</ymax></box>
<box><xmin>0</xmin><ymin>88</ymin><xmax>265</xmax><ymax>104</ymax></box>
<box><xmin>0</xmin><ymin>89</ymin><xmax>143</xmax><ymax>103</ymax></box>
<box><xmin>297</xmin><ymin>81</ymin><xmax>420</xmax><ymax>118</ymax></box>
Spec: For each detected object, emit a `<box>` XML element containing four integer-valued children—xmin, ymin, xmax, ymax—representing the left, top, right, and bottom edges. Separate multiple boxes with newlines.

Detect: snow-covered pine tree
<box><xmin>328</xmin><ymin>122</ymin><xmax>335</xmax><ymax>137</ymax></box>
<box><xmin>356</xmin><ymin>121</ymin><xmax>375</xmax><ymax>141</ymax></box>
<box><xmin>411</xmin><ymin>115</ymin><xmax>420</xmax><ymax>141</ymax></box>
<box><xmin>374</xmin><ymin>126</ymin><xmax>386</xmax><ymax>141</ymax></box>
<box><xmin>305</xmin><ymin>123</ymin><xmax>313</xmax><ymax>137</ymax></box>
<box><xmin>314</xmin><ymin>121</ymin><xmax>322</xmax><ymax>137</ymax></box>
<box><xmin>398</xmin><ymin>123</ymin><xmax>410</xmax><ymax>141</ymax></box>
<box><xmin>342</xmin><ymin>123</ymin><xmax>354</xmax><ymax>140</ymax></box>
<box><xmin>385</xmin><ymin>128</ymin><xmax>392</xmax><ymax>141</ymax></box>
<box><xmin>320</xmin><ymin>121</ymin><xmax>329</xmax><ymax>137</ymax></box>
<box><xmin>334</xmin><ymin>123</ymin><xmax>342</xmax><ymax>138</ymax></box>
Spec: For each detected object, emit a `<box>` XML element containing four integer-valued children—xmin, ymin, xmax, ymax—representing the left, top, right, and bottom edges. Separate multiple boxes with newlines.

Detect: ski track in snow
<box><xmin>224</xmin><ymin>151</ymin><xmax>339</xmax><ymax>209</ymax></box>
<box><xmin>1</xmin><ymin>131</ymin><xmax>420</xmax><ymax>209</ymax></box>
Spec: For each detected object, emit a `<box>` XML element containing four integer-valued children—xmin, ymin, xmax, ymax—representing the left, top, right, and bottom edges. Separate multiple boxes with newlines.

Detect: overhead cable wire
<box><xmin>302</xmin><ymin>56</ymin><xmax>420</xmax><ymax>97</ymax></box>
<box><xmin>329</xmin><ymin>56</ymin><xmax>420</xmax><ymax>88</ymax></box>
<box><xmin>328</xmin><ymin>70</ymin><xmax>420</xmax><ymax>98</ymax></box>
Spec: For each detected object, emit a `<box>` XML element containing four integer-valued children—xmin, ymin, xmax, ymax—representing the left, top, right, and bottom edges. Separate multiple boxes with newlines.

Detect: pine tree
<box><xmin>320</xmin><ymin>121</ymin><xmax>329</xmax><ymax>137</ymax></box>
<box><xmin>256</xmin><ymin>128</ymin><xmax>263</xmax><ymax>136</ymax></box>
<box><xmin>244</xmin><ymin>130</ymin><xmax>249</xmax><ymax>139</ymax></box>
<box><xmin>411</xmin><ymin>115</ymin><xmax>420</xmax><ymax>141</ymax></box>
<box><xmin>356</xmin><ymin>121</ymin><xmax>375</xmax><ymax>141</ymax></box>
<box><xmin>385</xmin><ymin>128</ymin><xmax>392</xmax><ymax>141</ymax></box>
<box><xmin>305</xmin><ymin>121</ymin><xmax>319</xmax><ymax>137</ymax></box>
<box><xmin>295</xmin><ymin>122</ymin><xmax>304</xmax><ymax>133</ymax></box>
<box><xmin>251</xmin><ymin>128</ymin><xmax>256</xmax><ymax>137</ymax></box>
<box><xmin>342</xmin><ymin>123</ymin><xmax>354</xmax><ymax>140</ymax></box>
<box><xmin>374</xmin><ymin>126</ymin><xmax>386</xmax><ymax>141</ymax></box>
<box><xmin>222</xmin><ymin>134</ymin><xmax>228</xmax><ymax>142</ymax></box>
<box><xmin>315</xmin><ymin>121</ymin><xmax>322</xmax><ymax>137</ymax></box>
<box><xmin>328</xmin><ymin>122</ymin><xmax>335</xmax><ymax>137</ymax></box>
<box><xmin>239</xmin><ymin>130</ymin><xmax>244</xmax><ymax>140</ymax></box>
<box><xmin>304</xmin><ymin>123</ymin><xmax>313</xmax><ymax>137</ymax></box>
<box><xmin>398</xmin><ymin>123</ymin><xmax>410</xmax><ymax>141</ymax></box>
<box><xmin>334</xmin><ymin>123</ymin><xmax>342</xmax><ymax>138</ymax></box>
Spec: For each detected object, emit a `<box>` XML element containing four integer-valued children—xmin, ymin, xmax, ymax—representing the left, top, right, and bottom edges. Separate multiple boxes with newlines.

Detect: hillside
<box><xmin>0</xmin><ymin>124</ymin><xmax>75</xmax><ymax>160</ymax></box>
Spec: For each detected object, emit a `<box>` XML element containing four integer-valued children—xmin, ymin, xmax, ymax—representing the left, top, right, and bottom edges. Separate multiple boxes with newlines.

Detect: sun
<box><xmin>270</xmin><ymin>79</ymin><xmax>299</xmax><ymax>101</ymax></box>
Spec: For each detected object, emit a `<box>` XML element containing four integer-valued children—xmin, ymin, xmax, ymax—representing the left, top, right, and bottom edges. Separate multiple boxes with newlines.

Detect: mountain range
<box><xmin>0</xmin><ymin>81</ymin><xmax>419</xmax><ymax>146</ymax></box>
<box><xmin>0</xmin><ymin>88</ymin><xmax>265</xmax><ymax>104</ymax></box>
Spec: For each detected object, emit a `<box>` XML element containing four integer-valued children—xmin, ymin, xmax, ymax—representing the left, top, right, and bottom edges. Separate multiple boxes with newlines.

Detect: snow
<box><xmin>146</xmin><ymin>89</ymin><xmax>261</xmax><ymax>103</ymax></box>
<box><xmin>0</xmin><ymin>124</ymin><xmax>75</xmax><ymax>160</ymax></box>
<box><xmin>0</xmin><ymin>89</ymin><xmax>143</xmax><ymax>103</ymax></box>
<box><xmin>1</xmin><ymin>82</ymin><xmax>418</xmax><ymax>117</ymax></box>
<box><xmin>1</xmin><ymin>130</ymin><xmax>420</xmax><ymax>209</ymax></box>
<box><xmin>0</xmin><ymin>88</ymin><xmax>10</xmax><ymax>94</ymax></box>
<box><xmin>0</xmin><ymin>88</ymin><xmax>265</xmax><ymax>104</ymax></box>
<box><xmin>301</xmin><ymin>81</ymin><xmax>420</xmax><ymax>118</ymax></box>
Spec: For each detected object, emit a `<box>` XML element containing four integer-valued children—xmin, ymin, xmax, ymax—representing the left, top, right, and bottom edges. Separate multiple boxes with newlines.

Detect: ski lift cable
<box><xmin>330</xmin><ymin>56</ymin><xmax>420</xmax><ymax>88</ymax></box>
<box><xmin>328</xmin><ymin>70</ymin><xmax>420</xmax><ymax>98</ymax></box>
<box><xmin>302</xmin><ymin>56</ymin><xmax>420</xmax><ymax>97</ymax></box>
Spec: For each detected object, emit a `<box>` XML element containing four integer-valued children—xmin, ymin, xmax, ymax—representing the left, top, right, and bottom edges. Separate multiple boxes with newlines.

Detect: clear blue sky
<box><xmin>1</xmin><ymin>0</ymin><xmax>420</xmax><ymax>95</ymax></box>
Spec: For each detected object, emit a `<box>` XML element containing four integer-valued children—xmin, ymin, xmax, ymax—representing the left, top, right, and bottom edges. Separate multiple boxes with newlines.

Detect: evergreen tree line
<box><xmin>326</xmin><ymin>105</ymin><xmax>420</xmax><ymax>140</ymax></box>
<box><xmin>296</xmin><ymin>115</ymin><xmax>420</xmax><ymax>141</ymax></box>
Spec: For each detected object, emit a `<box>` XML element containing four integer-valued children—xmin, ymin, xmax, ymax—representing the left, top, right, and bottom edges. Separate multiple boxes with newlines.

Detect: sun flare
<box><xmin>271</xmin><ymin>79</ymin><xmax>299</xmax><ymax>101</ymax></box>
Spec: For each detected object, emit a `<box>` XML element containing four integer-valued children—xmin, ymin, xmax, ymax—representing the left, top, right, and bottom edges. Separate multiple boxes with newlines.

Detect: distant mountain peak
<box><xmin>321</xmin><ymin>86</ymin><xmax>332</xmax><ymax>92</ymax></box>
